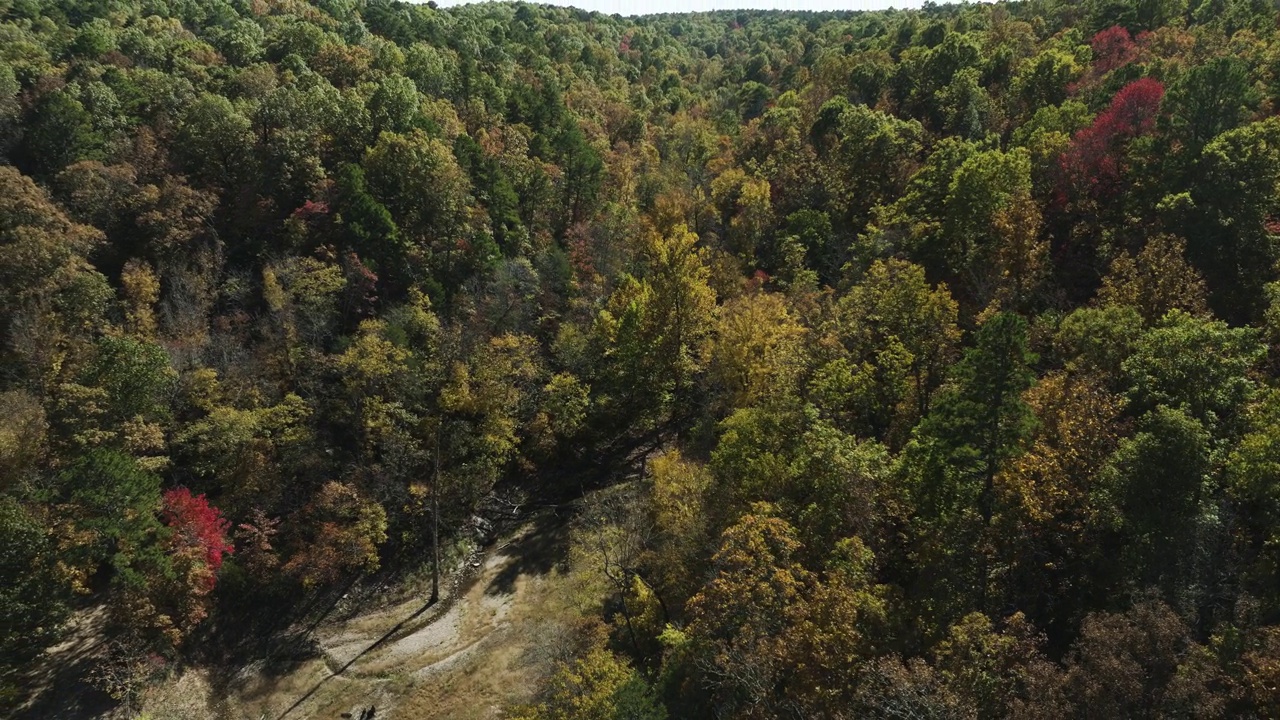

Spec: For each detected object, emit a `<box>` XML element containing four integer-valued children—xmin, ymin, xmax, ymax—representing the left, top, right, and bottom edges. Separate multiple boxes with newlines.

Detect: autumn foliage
<box><xmin>8</xmin><ymin>0</ymin><xmax>1280</xmax><ymax>716</ymax></box>
<box><xmin>160</xmin><ymin>488</ymin><xmax>233</xmax><ymax>589</ymax></box>
<box><xmin>1091</xmin><ymin>26</ymin><xmax>1139</xmax><ymax>75</ymax></box>
<box><xmin>1060</xmin><ymin>78</ymin><xmax>1165</xmax><ymax>198</ymax></box>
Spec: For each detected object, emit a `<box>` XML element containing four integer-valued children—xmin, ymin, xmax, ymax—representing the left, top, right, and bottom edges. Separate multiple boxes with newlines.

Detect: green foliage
<box><xmin>176</xmin><ymin>93</ymin><xmax>255</xmax><ymax>187</ymax></box>
<box><xmin>81</xmin><ymin>335</ymin><xmax>176</xmax><ymax>423</ymax></box>
<box><xmin>1122</xmin><ymin>310</ymin><xmax>1263</xmax><ymax>433</ymax></box>
<box><xmin>904</xmin><ymin>312</ymin><xmax>1037</xmax><ymax>632</ymax></box>
<box><xmin>21</xmin><ymin>88</ymin><xmax>105</xmax><ymax>178</ymax></box>
<box><xmin>1099</xmin><ymin>406</ymin><xmax>1215</xmax><ymax>612</ymax></box>
<box><xmin>0</xmin><ymin>496</ymin><xmax>69</xmax><ymax>686</ymax></box>
<box><xmin>55</xmin><ymin>449</ymin><xmax>166</xmax><ymax>587</ymax></box>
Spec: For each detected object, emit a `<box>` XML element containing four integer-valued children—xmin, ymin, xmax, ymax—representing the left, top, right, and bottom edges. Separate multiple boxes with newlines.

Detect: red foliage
<box><xmin>1058</xmin><ymin>78</ymin><xmax>1164</xmax><ymax>200</ymax></box>
<box><xmin>1091</xmin><ymin>26</ymin><xmax>1138</xmax><ymax>74</ymax></box>
<box><xmin>162</xmin><ymin>488</ymin><xmax>234</xmax><ymax>586</ymax></box>
<box><xmin>1098</xmin><ymin>78</ymin><xmax>1164</xmax><ymax>138</ymax></box>
<box><xmin>745</xmin><ymin>269</ymin><xmax>771</xmax><ymax>292</ymax></box>
<box><xmin>291</xmin><ymin>199</ymin><xmax>330</xmax><ymax>221</ymax></box>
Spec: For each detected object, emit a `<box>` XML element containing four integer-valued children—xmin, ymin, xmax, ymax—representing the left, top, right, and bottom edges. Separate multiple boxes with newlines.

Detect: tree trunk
<box><xmin>431</xmin><ymin>422</ymin><xmax>441</xmax><ymax>604</ymax></box>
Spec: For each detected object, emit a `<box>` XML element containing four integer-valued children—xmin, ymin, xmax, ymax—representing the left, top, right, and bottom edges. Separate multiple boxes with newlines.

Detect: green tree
<box><xmin>369</xmin><ymin>75</ymin><xmax>420</xmax><ymax>135</ymax></box>
<box><xmin>177</xmin><ymin>93</ymin><xmax>256</xmax><ymax>188</ymax></box>
<box><xmin>363</xmin><ymin>129</ymin><xmax>474</xmax><ymax>292</ymax></box>
<box><xmin>1178</xmin><ymin>117</ymin><xmax>1280</xmax><ymax>322</ymax></box>
<box><xmin>904</xmin><ymin>312</ymin><xmax>1037</xmax><ymax>632</ymax></box>
<box><xmin>818</xmin><ymin>259</ymin><xmax>961</xmax><ymax>444</ymax></box>
<box><xmin>53</xmin><ymin>449</ymin><xmax>167</xmax><ymax>594</ymax></box>
<box><xmin>827</xmin><ymin>104</ymin><xmax>923</xmax><ymax>233</ymax></box>
<box><xmin>1121</xmin><ymin>309</ymin><xmax>1263</xmax><ymax>434</ymax></box>
<box><xmin>21</xmin><ymin>88</ymin><xmax>103</xmax><ymax>178</ymax></box>
<box><xmin>1163</xmin><ymin>57</ymin><xmax>1259</xmax><ymax>154</ymax></box>
<box><xmin>1099</xmin><ymin>407</ymin><xmax>1215</xmax><ymax>614</ymax></box>
<box><xmin>0</xmin><ymin>496</ymin><xmax>70</xmax><ymax>700</ymax></box>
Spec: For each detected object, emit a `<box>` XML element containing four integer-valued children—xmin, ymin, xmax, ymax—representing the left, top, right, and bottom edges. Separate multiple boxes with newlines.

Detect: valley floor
<box><xmin>22</xmin><ymin>511</ymin><xmax>576</xmax><ymax>720</ymax></box>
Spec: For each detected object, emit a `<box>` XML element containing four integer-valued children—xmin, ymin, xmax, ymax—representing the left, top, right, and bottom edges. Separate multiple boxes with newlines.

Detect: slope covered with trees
<box><xmin>6</xmin><ymin>0</ymin><xmax>1280</xmax><ymax>715</ymax></box>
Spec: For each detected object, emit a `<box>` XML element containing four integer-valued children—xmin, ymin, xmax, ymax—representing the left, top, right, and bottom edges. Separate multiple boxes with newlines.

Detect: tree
<box><xmin>362</xmin><ymin>129</ymin><xmax>475</xmax><ymax>294</ymax></box>
<box><xmin>941</xmin><ymin>146</ymin><xmax>1042</xmax><ymax>308</ymax></box>
<box><xmin>826</xmin><ymin>104</ymin><xmax>923</xmax><ymax>233</ymax></box>
<box><xmin>553</xmin><ymin>118</ymin><xmax>604</xmax><ymax>233</ymax></box>
<box><xmin>20</xmin><ymin>88</ymin><xmax>104</xmax><ymax>178</ymax></box>
<box><xmin>1011</xmin><ymin>48</ymin><xmax>1084</xmax><ymax>119</ymax></box>
<box><xmin>160</xmin><ymin>488</ymin><xmax>233</xmax><ymax>586</ymax></box>
<box><xmin>1178</xmin><ymin>117</ymin><xmax>1280</xmax><ymax>322</ymax></box>
<box><xmin>992</xmin><ymin>372</ymin><xmax>1127</xmax><ymax>635</ymax></box>
<box><xmin>514</xmin><ymin>647</ymin><xmax>667</xmax><ymax>720</ymax></box>
<box><xmin>439</xmin><ymin>333</ymin><xmax>542</xmax><ymax>507</ymax></box>
<box><xmin>937</xmin><ymin>67</ymin><xmax>994</xmax><ymax>139</ymax></box>
<box><xmin>0</xmin><ymin>496</ymin><xmax>70</xmax><ymax>699</ymax></box>
<box><xmin>1225</xmin><ymin>389</ymin><xmax>1280</xmax><ymax>615</ymax></box>
<box><xmin>0</xmin><ymin>165</ymin><xmax>104</xmax><ymax>314</ymax></box>
<box><xmin>0</xmin><ymin>61</ymin><xmax>19</xmax><ymax>158</ymax></box>
<box><xmin>1096</xmin><ymin>235</ymin><xmax>1209</xmax><ymax>323</ymax></box>
<box><xmin>904</xmin><ymin>312</ymin><xmax>1037</xmax><ymax>631</ymax></box>
<box><xmin>778</xmin><ymin>537</ymin><xmax>891</xmax><ymax>717</ymax></box>
<box><xmin>176</xmin><ymin>93</ymin><xmax>256</xmax><ymax>188</ymax></box>
<box><xmin>1163</xmin><ymin>57</ymin><xmax>1258</xmax><ymax>154</ymax></box>
<box><xmin>333</xmin><ymin>163</ymin><xmax>405</xmax><ymax>285</ymax></box>
<box><xmin>1057</xmin><ymin>600</ymin><xmax>1197</xmax><ymax>718</ymax></box>
<box><xmin>685</xmin><ymin>510</ymin><xmax>814</xmax><ymax>718</ymax></box>
<box><xmin>369</xmin><ymin>75</ymin><xmax>420</xmax><ymax>135</ymax></box>
<box><xmin>646</xmin><ymin>451</ymin><xmax>713</xmax><ymax>610</ymax></box>
<box><xmin>156</xmin><ymin>488</ymin><xmax>234</xmax><ymax>635</ymax></box>
<box><xmin>704</xmin><ymin>289</ymin><xmax>806</xmax><ymax>413</ymax></box>
<box><xmin>1098</xmin><ymin>406</ymin><xmax>1214</xmax><ymax>614</ymax></box>
<box><xmin>592</xmin><ymin>224</ymin><xmax>715</xmax><ymax>431</ymax></box>
<box><xmin>817</xmin><ymin>259</ymin><xmax>960</xmax><ymax>444</ymax></box>
<box><xmin>282</xmin><ymin>481</ymin><xmax>388</xmax><ymax>588</ymax></box>
<box><xmin>1121</xmin><ymin>309</ymin><xmax>1262</xmax><ymax>434</ymax></box>
<box><xmin>0</xmin><ymin>390</ymin><xmax>47</xmax><ymax>492</ymax></box>
<box><xmin>80</xmin><ymin>335</ymin><xmax>176</xmax><ymax>425</ymax></box>
<box><xmin>932</xmin><ymin>612</ymin><xmax>1058</xmax><ymax>718</ymax></box>
<box><xmin>52</xmin><ymin>449</ymin><xmax>166</xmax><ymax>596</ymax></box>
<box><xmin>1060</xmin><ymin>78</ymin><xmax>1165</xmax><ymax>200</ymax></box>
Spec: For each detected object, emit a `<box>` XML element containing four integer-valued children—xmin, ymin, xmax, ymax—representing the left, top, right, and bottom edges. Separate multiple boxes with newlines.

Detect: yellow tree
<box><xmin>704</xmin><ymin>289</ymin><xmax>807</xmax><ymax>413</ymax></box>
<box><xmin>685</xmin><ymin>509</ymin><xmax>813</xmax><ymax>718</ymax></box>
<box><xmin>594</xmin><ymin>224</ymin><xmax>715</xmax><ymax>429</ymax></box>
<box><xmin>1096</xmin><ymin>234</ymin><xmax>1210</xmax><ymax>323</ymax></box>
<box><xmin>646</xmin><ymin>450</ymin><xmax>713</xmax><ymax>611</ymax></box>
<box><xmin>992</xmin><ymin>372</ymin><xmax>1127</xmax><ymax>633</ymax></box>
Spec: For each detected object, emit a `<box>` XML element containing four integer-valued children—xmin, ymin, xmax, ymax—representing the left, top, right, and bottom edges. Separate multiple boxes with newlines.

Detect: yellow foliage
<box><xmin>705</xmin><ymin>289</ymin><xmax>807</xmax><ymax>410</ymax></box>
<box><xmin>1097</xmin><ymin>235</ymin><xmax>1209</xmax><ymax>323</ymax></box>
<box><xmin>120</xmin><ymin>260</ymin><xmax>160</xmax><ymax>338</ymax></box>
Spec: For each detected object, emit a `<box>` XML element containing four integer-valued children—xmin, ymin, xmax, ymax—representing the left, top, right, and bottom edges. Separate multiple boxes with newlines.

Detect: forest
<box><xmin>5</xmin><ymin>0</ymin><xmax>1280</xmax><ymax>716</ymax></box>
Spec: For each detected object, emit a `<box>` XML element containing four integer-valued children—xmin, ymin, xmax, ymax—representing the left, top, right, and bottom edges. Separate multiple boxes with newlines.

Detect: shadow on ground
<box><xmin>485</xmin><ymin>511</ymin><xmax>572</xmax><ymax>597</ymax></box>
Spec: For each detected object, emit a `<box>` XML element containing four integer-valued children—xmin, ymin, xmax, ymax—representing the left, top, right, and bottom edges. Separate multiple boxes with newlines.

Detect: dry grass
<box><xmin>135</xmin><ymin>512</ymin><xmax>581</xmax><ymax>720</ymax></box>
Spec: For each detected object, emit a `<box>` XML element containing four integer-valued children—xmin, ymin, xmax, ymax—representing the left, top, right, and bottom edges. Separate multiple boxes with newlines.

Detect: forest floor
<box><xmin>15</xmin><ymin>508</ymin><xmax>580</xmax><ymax>720</ymax></box>
<box><xmin>205</xmin><ymin>510</ymin><xmax>576</xmax><ymax>720</ymax></box>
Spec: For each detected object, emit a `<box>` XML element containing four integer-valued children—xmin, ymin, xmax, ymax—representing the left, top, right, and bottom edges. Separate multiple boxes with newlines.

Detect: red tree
<box><xmin>1091</xmin><ymin>26</ymin><xmax>1138</xmax><ymax>75</ymax></box>
<box><xmin>161</xmin><ymin>488</ymin><xmax>234</xmax><ymax>588</ymax></box>
<box><xmin>1059</xmin><ymin>78</ymin><xmax>1165</xmax><ymax>200</ymax></box>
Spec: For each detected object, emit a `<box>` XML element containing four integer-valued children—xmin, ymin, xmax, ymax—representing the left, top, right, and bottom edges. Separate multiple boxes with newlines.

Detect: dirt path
<box><xmin>215</xmin><ymin>514</ymin><xmax>572</xmax><ymax>720</ymax></box>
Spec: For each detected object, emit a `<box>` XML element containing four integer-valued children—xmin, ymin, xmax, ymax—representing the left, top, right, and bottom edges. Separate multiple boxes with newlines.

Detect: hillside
<box><xmin>6</xmin><ymin>0</ymin><xmax>1280</xmax><ymax>717</ymax></box>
